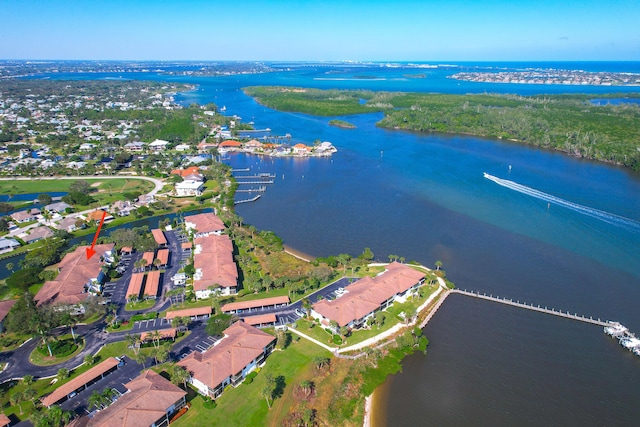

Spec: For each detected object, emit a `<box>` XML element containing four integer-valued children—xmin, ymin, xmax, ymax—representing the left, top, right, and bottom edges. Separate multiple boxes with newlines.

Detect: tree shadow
<box><xmin>273</xmin><ymin>375</ymin><xmax>286</xmax><ymax>400</ymax></box>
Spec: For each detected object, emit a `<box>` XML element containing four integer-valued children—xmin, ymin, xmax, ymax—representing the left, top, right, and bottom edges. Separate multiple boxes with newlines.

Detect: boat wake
<box><xmin>483</xmin><ymin>172</ymin><xmax>640</xmax><ymax>230</ymax></box>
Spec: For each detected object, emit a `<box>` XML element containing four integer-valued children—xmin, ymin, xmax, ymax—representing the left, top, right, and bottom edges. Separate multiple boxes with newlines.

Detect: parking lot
<box><xmin>134</xmin><ymin>318</ymin><xmax>172</xmax><ymax>329</ymax></box>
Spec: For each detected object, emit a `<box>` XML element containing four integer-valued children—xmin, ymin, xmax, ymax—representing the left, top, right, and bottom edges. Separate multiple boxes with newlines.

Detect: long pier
<box><xmin>235</xmin><ymin>186</ymin><xmax>266</xmax><ymax>193</ymax></box>
<box><xmin>235</xmin><ymin>174</ymin><xmax>276</xmax><ymax>179</ymax></box>
<box><xmin>451</xmin><ymin>289</ymin><xmax>609</xmax><ymax>326</ymax></box>
<box><xmin>236</xmin><ymin>180</ymin><xmax>274</xmax><ymax>185</ymax></box>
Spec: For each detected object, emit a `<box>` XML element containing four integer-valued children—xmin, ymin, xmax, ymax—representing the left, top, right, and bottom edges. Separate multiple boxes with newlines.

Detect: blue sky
<box><xmin>2</xmin><ymin>0</ymin><xmax>638</xmax><ymax>61</ymax></box>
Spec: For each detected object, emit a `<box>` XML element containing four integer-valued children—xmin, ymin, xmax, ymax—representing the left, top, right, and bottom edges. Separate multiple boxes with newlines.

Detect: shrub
<box><xmin>332</xmin><ymin>334</ymin><xmax>343</xmax><ymax>345</ymax></box>
<box><xmin>243</xmin><ymin>371</ymin><xmax>258</xmax><ymax>384</ymax></box>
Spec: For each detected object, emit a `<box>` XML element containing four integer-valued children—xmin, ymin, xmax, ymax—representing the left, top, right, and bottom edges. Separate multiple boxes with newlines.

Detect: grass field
<box><xmin>174</xmin><ymin>335</ymin><xmax>331</xmax><ymax>427</ymax></box>
<box><xmin>0</xmin><ymin>178</ymin><xmax>154</xmax><ymax>199</ymax></box>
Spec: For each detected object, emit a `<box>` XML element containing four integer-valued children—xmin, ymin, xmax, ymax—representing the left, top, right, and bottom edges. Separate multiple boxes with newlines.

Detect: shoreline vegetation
<box><xmin>243</xmin><ymin>86</ymin><xmax>640</xmax><ymax>171</ymax></box>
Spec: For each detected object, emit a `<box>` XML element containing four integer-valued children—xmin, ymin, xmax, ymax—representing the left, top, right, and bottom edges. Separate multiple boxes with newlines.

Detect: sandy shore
<box><xmin>364</xmin><ymin>393</ymin><xmax>373</xmax><ymax>427</ymax></box>
<box><xmin>283</xmin><ymin>244</ymin><xmax>315</xmax><ymax>263</ymax></box>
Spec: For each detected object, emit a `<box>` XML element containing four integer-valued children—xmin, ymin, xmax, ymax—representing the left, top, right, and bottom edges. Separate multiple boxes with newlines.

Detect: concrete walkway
<box><xmin>288</xmin><ymin>327</ymin><xmax>337</xmax><ymax>353</ymax></box>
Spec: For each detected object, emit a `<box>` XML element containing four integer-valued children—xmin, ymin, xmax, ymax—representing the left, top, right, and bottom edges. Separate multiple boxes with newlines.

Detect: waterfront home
<box><xmin>0</xmin><ymin>238</ymin><xmax>20</xmax><ymax>254</ymax></box>
<box><xmin>311</xmin><ymin>262</ymin><xmax>425</xmax><ymax>331</ymax></box>
<box><xmin>175</xmin><ymin>179</ymin><xmax>204</xmax><ymax>197</ymax></box>
<box><xmin>193</xmin><ymin>234</ymin><xmax>238</xmax><ymax>298</ymax></box>
<box><xmin>86</xmin><ymin>370</ymin><xmax>186</xmax><ymax>427</ymax></box>
<box><xmin>183</xmin><ymin>212</ymin><xmax>225</xmax><ymax>237</ymax></box>
<box><xmin>35</xmin><ymin>244</ymin><xmax>114</xmax><ymax>307</ymax></box>
<box><xmin>23</xmin><ymin>225</ymin><xmax>54</xmax><ymax>244</ymax></box>
<box><xmin>197</xmin><ymin>140</ymin><xmax>218</xmax><ymax>153</ymax></box>
<box><xmin>177</xmin><ymin>321</ymin><xmax>276</xmax><ymax>399</ymax></box>
<box><xmin>244</xmin><ymin>139</ymin><xmax>263</xmax><ymax>152</ymax></box>
<box><xmin>88</xmin><ymin>209</ymin><xmax>114</xmax><ymax>224</ymax></box>
<box><xmin>170</xmin><ymin>166</ymin><xmax>200</xmax><ymax>177</ymax></box>
<box><xmin>218</xmin><ymin>140</ymin><xmax>242</xmax><ymax>151</ymax></box>
<box><xmin>292</xmin><ymin>143</ymin><xmax>311</xmax><ymax>156</ymax></box>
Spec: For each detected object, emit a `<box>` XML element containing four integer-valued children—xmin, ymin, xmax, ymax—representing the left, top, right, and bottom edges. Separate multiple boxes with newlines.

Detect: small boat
<box><xmin>604</xmin><ymin>322</ymin><xmax>628</xmax><ymax>337</ymax></box>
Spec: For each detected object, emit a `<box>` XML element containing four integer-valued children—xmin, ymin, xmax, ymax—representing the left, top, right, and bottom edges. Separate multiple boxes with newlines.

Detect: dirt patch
<box><xmin>91</xmin><ymin>182</ymin><xmax>102</xmax><ymax>187</ymax></box>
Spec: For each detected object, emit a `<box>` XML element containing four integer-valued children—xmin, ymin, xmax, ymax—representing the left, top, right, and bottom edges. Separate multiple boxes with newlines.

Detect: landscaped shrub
<box><xmin>332</xmin><ymin>334</ymin><xmax>343</xmax><ymax>345</ymax></box>
<box><xmin>243</xmin><ymin>371</ymin><xmax>258</xmax><ymax>384</ymax></box>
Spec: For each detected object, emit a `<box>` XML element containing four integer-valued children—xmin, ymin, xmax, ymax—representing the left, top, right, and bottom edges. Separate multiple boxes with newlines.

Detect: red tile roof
<box><xmin>184</xmin><ymin>213</ymin><xmax>225</xmax><ymax>235</ymax></box>
<box><xmin>35</xmin><ymin>244</ymin><xmax>114</xmax><ymax>306</ymax></box>
<box><xmin>177</xmin><ymin>322</ymin><xmax>275</xmax><ymax>391</ymax></box>
<box><xmin>126</xmin><ymin>273</ymin><xmax>145</xmax><ymax>299</ymax></box>
<box><xmin>142</xmin><ymin>251</ymin><xmax>155</xmax><ymax>267</ymax></box>
<box><xmin>165</xmin><ymin>306</ymin><xmax>212</xmax><ymax>319</ymax></box>
<box><xmin>312</xmin><ymin>263</ymin><xmax>425</xmax><ymax>327</ymax></box>
<box><xmin>156</xmin><ymin>248</ymin><xmax>169</xmax><ymax>266</ymax></box>
<box><xmin>221</xmin><ymin>296</ymin><xmax>289</xmax><ymax>313</ymax></box>
<box><xmin>151</xmin><ymin>229</ymin><xmax>167</xmax><ymax>246</ymax></box>
<box><xmin>243</xmin><ymin>313</ymin><xmax>277</xmax><ymax>326</ymax></box>
<box><xmin>41</xmin><ymin>357</ymin><xmax>120</xmax><ymax>407</ymax></box>
<box><xmin>140</xmin><ymin>328</ymin><xmax>176</xmax><ymax>342</ymax></box>
<box><xmin>218</xmin><ymin>140</ymin><xmax>242</xmax><ymax>147</ymax></box>
<box><xmin>87</xmin><ymin>370</ymin><xmax>186</xmax><ymax>427</ymax></box>
<box><xmin>193</xmin><ymin>234</ymin><xmax>237</xmax><ymax>292</ymax></box>
<box><xmin>144</xmin><ymin>270</ymin><xmax>160</xmax><ymax>298</ymax></box>
<box><xmin>171</xmin><ymin>166</ymin><xmax>200</xmax><ymax>177</ymax></box>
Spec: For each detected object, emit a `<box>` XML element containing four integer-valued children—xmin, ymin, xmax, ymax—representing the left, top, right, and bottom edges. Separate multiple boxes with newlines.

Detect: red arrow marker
<box><xmin>86</xmin><ymin>210</ymin><xmax>107</xmax><ymax>260</ymax></box>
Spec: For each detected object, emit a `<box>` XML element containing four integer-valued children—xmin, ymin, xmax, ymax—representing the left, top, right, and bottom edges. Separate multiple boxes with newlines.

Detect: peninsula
<box><xmin>243</xmin><ymin>86</ymin><xmax>640</xmax><ymax>171</ymax></box>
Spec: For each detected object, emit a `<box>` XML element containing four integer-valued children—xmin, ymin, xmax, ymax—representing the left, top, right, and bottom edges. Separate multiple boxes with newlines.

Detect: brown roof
<box><xmin>183</xmin><ymin>213</ymin><xmax>225</xmax><ymax>235</ymax></box>
<box><xmin>41</xmin><ymin>357</ymin><xmax>120</xmax><ymax>407</ymax></box>
<box><xmin>165</xmin><ymin>306</ymin><xmax>212</xmax><ymax>320</ymax></box>
<box><xmin>243</xmin><ymin>313</ymin><xmax>277</xmax><ymax>326</ymax></box>
<box><xmin>126</xmin><ymin>273</ymin><xmax>145</xmax><ymax>299</ymax></box>
<box><xmin>181</xmin><ymin>242</ymin><xmax>192</xmax><ymax>249</ymax></box>
<box><xmin>88</xmin><ymin>370</ymin><xmax>186</xmax><ymax>427</ymax></box>
<box><xmin>140</xmin><ymin>328</ymin><xmax>177</xmax><ymax>342</ymax></box>
<box><xmin>35</xmin><ymin>244</ymin><xmax>114</xmax><ymax>306</ymax></box>
<box><xmin>193</xmin><ymin>234</ymin><xmax>237</xmax><ymax>291</ymax></box>
<box><xmin>221</xmin><ymin>296</ymin><xmax>289</xmax><ymax>313</ymax></box>
<box><xmin>0</xmin><ymin>299</ymin><xmax>18</xmax><ymax>323</ymax></box>
<box><xmin>170</xmin><ymin>166</ymin><xmax>200</xmax><ymax>177</ymax></box>
<box><xmin>0</xmin><ymin>413</ymin><xmax>10</xmax><ymax>427</ymax></box>
<box><xmin>10</xmin><ymin>210</ymin><xmax>34</xmax><ymax>222</ymax></box>
<box><xmin>151</xmin><ymin>229</ymin><xmax>167</xmax><ymax>246</ymax></box>
<box><xmin>312</xmin><ymin>263</ymin><xmax>426</xmax><ymax>327</ymax></box>
<box><xmin>144</xmin><ymin>270</ymin><xmax>160</xmax><ymax>298</ymax></box>
<box><xmin>177</xmin><ymin>322</ymin><xmax>275</xmax><ymax>391</ymax></box>
<box><xmin>156</xmin><ymin>248</ymin><xmax>169</xmax><ymax>266</ymax></box>
<box><xmin>141</xmin><ymin>251</ymin><xmax>155</xmax><ymax>267</ymax></box>
<box><xmin>25</xmin><ymin>226</ymin><xmax>54</xmax><ymax>242</ymax></box>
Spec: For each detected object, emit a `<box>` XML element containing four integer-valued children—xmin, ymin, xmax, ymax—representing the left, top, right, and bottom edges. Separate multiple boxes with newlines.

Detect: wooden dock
<box><xmin>235</xmin><ymin>186</ymin><xmax>266</xmax><ymax>193</ymax></box>
<box><xmin>234</xmin><ymin>195</ymin><xmax>261</xmax><ymax>205</ymax></box>
<box><xmin>236</xmin><ymin>180</ymin><xmax>274</xmax><ymax>185</ymax></box>
<box><xmin>451</xmin><ymin>289</ymin><xmax>609</xmax><ymax>326</ymax></box>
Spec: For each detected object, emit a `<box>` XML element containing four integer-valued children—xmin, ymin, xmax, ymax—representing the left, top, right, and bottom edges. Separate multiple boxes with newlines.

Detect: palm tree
<box><xmin>23</xmin><ymin>386</ymin><xmax>37</xmax><ymax>409</ymax></box>
<box><xmin>88</xmin><ymin>390</ymin><xmax>103</xmax><ymax>411</ymax></box>
<box><xmin>57</xmin><ymin>368</ymin><xmax>70</xmax><ymax>380</ymax></box>
<box><xmin>61</xmin><ymin>312</ymin><xmax>78</xmax><ymax>343</ymax></box>
<box><xmin>149</xmin><ymin>330</ymin><xmax>162</xmax><ymax>349</ymax></box>
<box><xmin>153</xmin><ymin>346</ymin><xmax>169</xmax><ymax>365</ymax></box>
<box><xmin>167</xmin><ymin>364</ymin><xmax>190</xmax><ymax>388</ymax></box>
<box><xmin>84</xmin><ymin>353</ymin><xmax>95</xmax><ymax>366</ymax></box>
<box><xmin>126</xmin><ymin>333</ymin><xmax>141</xmax><ymax>355</ymax></box>
<box><xmin>134</xmin><ymin>351</ymin><xmax>147</xmax><ymax>369</ymax></box>
<box><xmin>10</xmin><ymin>391</ymin><xmax>25</xmax><ymax>415</ymax></box>
<box><xmin>435</xmin><ymin>260</ymin><xmax>443</xmax><ymax>271</ymax></box>
<box><xmin>5</xmin><ymin>262</ymin><xmax>14</xmax><ymax>273</ymax></box>
<box><xmin>300</xmin><ymin>380</ymin><xmax>314</xmax><ymax>398</ymax></box>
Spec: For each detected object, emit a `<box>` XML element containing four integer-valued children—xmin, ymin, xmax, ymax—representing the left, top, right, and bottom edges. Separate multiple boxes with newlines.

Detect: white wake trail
<box><xmin>484</xmin><ymin>173</ymin><xmax>640</xmax><ymax>229</ymax></box>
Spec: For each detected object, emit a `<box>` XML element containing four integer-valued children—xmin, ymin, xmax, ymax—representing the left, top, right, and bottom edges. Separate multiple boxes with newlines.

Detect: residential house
<box><xmin>177</xmin><ymin>321</ymin><xmax>276</xmax><ymax>399</ymax></box>
<box><xmin>55</xmin><ymin>216</ymin><xmax>80</xmax><ymax>233</ymax></box>
<box><xmin>152</xmin><ymin>229</ymin><xmax>167</xmax><ymax>247</ymax></box>
<box><xmin>34</xmin><ymin>244</ymin><xmax>115</xmax><ymax>307</ymax></box>
<box><xmin>175</xmin><ymin>143</ymin><xmax>191</xmax><ymax>151</ymax></box>
<box><xmin>45</xmin><ymin>201</ymin><xmax>72</xmax><ymax>214</ymax></box>
<box><xmin>193</xmin><ymin>234</ymin><xmax>238</xmax><ymax>298</ymax></box>
<box><xmin>10</xmin><ymin>210</ymin><xmax>36</xmax><ymax>223</ymax></box>
<box><xmin>149</xmin><ymin>139</ymin><xmax>169</xmax><ymax>152</ymax></box>
<box><xmin>311</xmin><ymin>262</ymin><xmax>425</xmax><ymax>331</ymax></box>
<box><xmin>170</xmin><ymin>166</ymin><xmax>200</xmax><ymax>178</ymax></box>
<box><xmin>88</xmin><ymin>209</ymin><xmax>114</xmax><ymax>224</ymax></box>
<box><xmin>217</xmin><ymin>140</ymin><xmax>242</xmax><ymax>152</ymax></box>
<box><xmin>221</xmin><ymin>296</ymin><xmax>289</xmax><ymax>315</ymax></box>
<box><xmin>86</xmin><ymin>370</ymin><xmax>186</xmax><ymax>427</ymax></box>
<box><xmin>0</xmin><ymin>238</ymin><xmax>20</xmax><ymax>254</ymax></box>
<box><xmin>124</xmin><ymin>141</ymin><xmax>145</xmax><ymax>152</ymax></box>
<box><xmin>292</xmin><ymin>143</ymin><xmax>311</xmax><ymax>156</ymax></box>
<box><xmin>197</xmin><ymin>140</ymin><xmax>217</xmax><ymax>153</ymax></box>
<box><xmin>175</xmin><ymin>178</ymin><xmax>204</xmax><ymax>197</ymax></box>
<box><xmin>183</xmin><ymin>212</ymin><xmax>225</xmax><ymax>237</ymax></box>
<box><xmin>244</xmin><ymin>139</ymin><xmax>263</xmax><ymax>152</ymax></box>
<box><xmin>23</xmin><ymin>226</ymin><xmax>54</xmax><ymax>244</ymax></box>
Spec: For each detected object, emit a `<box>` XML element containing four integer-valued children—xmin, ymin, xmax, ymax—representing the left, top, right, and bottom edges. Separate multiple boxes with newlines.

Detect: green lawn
<box><xmin>174</xmin><ymin>335</ymin><xmax>330</xmax><ymax>427</ymax></box>
<box><xmin>28</xmin><ymin>336</ymin><xmax>86</xmax><ymax>366</ymax></box>
<box><xmin>125</xmin><ymin>299</ymin><xmax>156</xmax><ymax>311</ymax></box>
<box><xmin>0</xmin><ymin>178</ymin><xmax>154</xmax><ymax>195</ymax></box>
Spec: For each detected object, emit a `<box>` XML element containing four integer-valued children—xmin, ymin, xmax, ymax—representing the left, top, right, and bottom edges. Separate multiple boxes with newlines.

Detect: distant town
<box><xmin>450</xmin><ymin>68</ymin><xmax>640</xmax><ymax>86</ymax></box>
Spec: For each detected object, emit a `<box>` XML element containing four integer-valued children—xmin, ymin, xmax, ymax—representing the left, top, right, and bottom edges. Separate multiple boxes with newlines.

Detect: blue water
<box><xmin>27</xmin><ymin>62</ymin><xmax>640</xmax><ymax>425</ymax></box>
<box><xmin>0</xmin><ymin>192</ymin><xmax>67</xmax><ymax>203</ymax></box>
